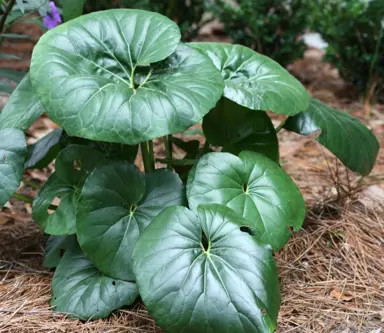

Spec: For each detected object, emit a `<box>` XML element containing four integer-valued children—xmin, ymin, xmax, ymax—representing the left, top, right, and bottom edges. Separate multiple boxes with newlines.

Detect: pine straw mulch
<box><xmin>0</xmin><ymin>196</ymin><xmax>383</xmax><ymax>333</ymax></box>
<box><xmin>0</xmin><ymin>100</ymin><xmax>383</xmax><ymax>333</ymax></box>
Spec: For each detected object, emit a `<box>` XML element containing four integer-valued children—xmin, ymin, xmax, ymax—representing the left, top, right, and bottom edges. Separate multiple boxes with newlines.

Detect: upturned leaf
<box><xmin>77</xmin><ymin>161</ymin><xmax>185</xmax><ymax>281</ymax></box>
<box><xmin>30</xmin><ymin>10</ymin><xmax>224</xmax><ymax>144</ymax></box>
<box><xmin>187</xmin><ymin>151</ymin><xmax>305</xmax><ymax>250</ymax></box>
<box><xmin>32</xmin><ymin>145</ymin><xmax>104</xmax><ymax>235</ymax></box>
<box><xmin>25</xmin><ymin>129</ymin><xmax>63</xmax><ymax>169</ymax></box>
<box><xmin>0</xmin><ymin>129</ymin><xmax>27</xmax><ymax>208</ymax></box>
<box><xmin>189</xmin><ymin>42</ymin><xmax>309</xmax><ymax>116</ymax></box>
<box><xmin>0</xmin><ymin>74</ymin><xmax>44</xmax><ymax>130</ymax></box>
<box><xmin>52</xmin><ymin>244</ymin><xmax>138</xmax><ymax>320</ymax></box>
<box><xmin>133</xmin><ymin>204</ymin><xmax>280</xmax><ymax>333</ymax></box>
<box><xmin>284</xmin><ymin>99</ymin><xmax>379</xmax><ymax>175</ymax></box>
<box><xmin>204</xmin><ymin>98</ymin><xmax>279</xmax><ymax>162</ymax></box>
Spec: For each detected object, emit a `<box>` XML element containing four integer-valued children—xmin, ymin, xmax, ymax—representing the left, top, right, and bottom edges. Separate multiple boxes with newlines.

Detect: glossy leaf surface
<box><xmin>52</xmin><ymin>245</ymin><xmax>138</xmax><ymax>320</ymax></box>
<box><xmin>204</xmin><ymin>98</ymin><xmax>279</xmax><ymax>162</ymax></box>
<box><xmin>0</xmin><ymin>129</ymin><xmax>27</xmax><ymax>208</ymax></box>
<box><xmin>32</xmin><ymin>145</ymin><xmax>104</xmax><ymax>235</ymax></box>
<box><xmin>187</xmin><ymin>151</ymin><xmax>305</xmax><ymax>250</ymax></box>
<box><xmin>0</xmin><ymin>74</ymin><xmax>44</xmax><ymax>130</ymax></box>
<box><xmin>189</xmin><ymin>42</ymin><xmax>309</xmax><ymax>116</ymax></box>
<box><xmin>77</xmin><ymin>161</ymin><xmax>185</xmax><ymax>281</ymax></box>
<box><xmin>133</xmin><ymin>204</ymin><xmax>280</xmax><ymax>333</ymax></box>
<box><xmin>30</xmin><ymin>10</ymin><xmax>224</xmax><ymax>144</ymax></box>
<box><xmin>284</xmin><ymin>99</ymin><xmax>379</xmax><ymax>175</ymax></box>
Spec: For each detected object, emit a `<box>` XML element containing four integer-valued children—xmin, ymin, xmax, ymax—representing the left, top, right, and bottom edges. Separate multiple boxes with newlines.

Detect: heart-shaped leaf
<box><xmin>30</xmin><ymin>10</ymin><xmax>224</xmax><ymax>144</ymax></box>
<box><xmin>187</xmin><ymin>151</ymin><xmax>305</xmax><ymax>250</ymax></box>
<box><xmin>189</xmin><ymin>42</ymin><xmax>309</xmax><ymax>116</ymax></box>
<box><xmin>133</xmin><ymin>204</ymin><xmax>280</xmax><ymax>333</ymax></box>
<box><xmin>25</xmin><ymin>129</ymin><xmax>63</xmax><ymax>169</ymax></box>
<box><xmin>284</xmin><ymin>99</ymin><xmax>380</xmax><ymax>175</ymax></box>
<box><xmin>0</xmin><ymin>128</ymin><xmax>27</xmax><ymax>208</ymax></box>
<box><xmin>0</xmin><ymin>74</ymin><xmax>44</xmax><ymax>130</ymax></box>
<box><xmin>52</xmin><ymin>244</ymin><xmax>138</xmax><ymax>320</ymax></box>
<box><xmin>77</xmin><ymin>161</ymin><xmax>185</xmax><ymax>281</ymax></box>
<box><xmin>43</xmin><ymin>234</ymin><xmax>77</xmax><ymax>268</ymax></box>
<box><xmin>32</xmin><ymin>145</ymin><xmax>104</xmax><ymax>235</ymax></box>
<box><xmin>204</xmin><ymin>98</ymin><xmax>279</xmax><ymax>162</ymax></box>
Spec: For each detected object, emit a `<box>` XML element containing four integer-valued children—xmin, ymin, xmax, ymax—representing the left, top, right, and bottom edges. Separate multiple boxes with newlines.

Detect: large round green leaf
<box><xmin>30</xmin><ymin>10</ymin><xmax>224</xmax><ymax>144</ymax></box>
<box><xmin>52</xmin><ymin>244</ymin><xmax>138</xmax><ymax>320</ymax></box>
<box><xmin>284</xmin><ymin>99</ymin><xmax>380</xmax><ymax>175</ymax></box>
<box><xmin>204</xmin><ymin>98</ymin><xmax>279</xmax><ymax>162</ymax></box>
<box><xmin>0</xmin><ymin>128</ymin><xmax>27</xmax><ymax>208</ymax></box>
<box><xmin>189</xmin><ymin>42</ymin><xmax>309</xmax><ymax>116</ymax></box>
<box><xmin>77</xmin><ymin>161</ymin><xmax>185</xmax><ymax>281</ymax></box>
<box><xmin>133</xmin><ymin>204</ymin><xmax>280</xmax><ymax>333</ymax></box>
<box><xmin>187</xmin><ymin>151</ymin><xmax>305</xmax><ymax>250</ymax></box>
<box><xmin>32</xmin><ymin>145</ymin><xmax>104</xmax><ymax>235</ymax></box>
<box><xmin>0</xmin><ymin>74</ymin><xmax>44</xmax><ymax>131</ymax></box>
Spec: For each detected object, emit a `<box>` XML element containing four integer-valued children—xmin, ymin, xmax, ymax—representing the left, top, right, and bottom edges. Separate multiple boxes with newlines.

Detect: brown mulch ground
<box><xmin>1</xmin><ymin>20</ymin><xmax>384</xmax><ymax>333</ymax></box>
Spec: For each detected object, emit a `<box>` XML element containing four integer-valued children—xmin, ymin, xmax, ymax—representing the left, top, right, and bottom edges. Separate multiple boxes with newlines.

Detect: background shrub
<box><xmin>312</xmin><ymin>0</ymin><xmax>384</xmax><ymax>102</ymax></box>
<box><xmin>84</xmin><ymin>0</ymin><xmax>209</xmax><ymax>41</ymax></box>
<box><xmin>208</xmin><ymin>0</ymin><xmax>311</xmax><ymax>67</ymax></box>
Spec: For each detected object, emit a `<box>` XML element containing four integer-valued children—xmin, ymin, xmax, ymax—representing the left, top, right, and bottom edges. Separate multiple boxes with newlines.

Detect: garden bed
<box><xmin>1</xmin><ymin>21</ymin><xmax>383</xmax><ymax>333</ymax></box>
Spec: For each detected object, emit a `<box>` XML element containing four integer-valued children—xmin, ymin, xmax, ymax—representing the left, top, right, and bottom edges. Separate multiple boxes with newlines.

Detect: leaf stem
<box><xmin>275</xmin><ymin>118</ymin><xmax>288</xmax><ymax>133</ymax></box>
<box><xmin>203</xmin><ymin>140</ymin><xmax>210</xmax><ymax>152</ymax></box>
<box><xmin>140</xmin><ymin>141</ymin><xmax>155</xmax><ymax>173</ymax></box>
<box><xmin>12</xmin><ymin>192</ymin><xmax>57</xmax><ymax>210</ymax></box>
<box><xmin>12</xmin><ymin>192</ymin><xmax>33</xmax><ymax>204</ymax></box>
<box><xmin>163</xmin><ymin>135</ymin><xmax>173</xmax><ymax>170</ymax></box>
<box><xmin>138</xmin><ymin>68</ymin><xmax>153</xmax><ymax>89</ymax></box>
<box><xmin>130</xmin><ymin>64</ymin><xmax>137</xmax><ymax>92</ymax></box>
<box><xmin>0</xmin><ymin>0</ymin><xmax>16</xmax><ymax>34</ymax></box>
<box><xmin>22</xmin><ymin>178</ymin><xmax>41</xmax><ymax>189</ymax></box>
<box><xmin>148</xmin><ymin>140</ymin><xmax>155</xmax><ymax>171</ymax></box>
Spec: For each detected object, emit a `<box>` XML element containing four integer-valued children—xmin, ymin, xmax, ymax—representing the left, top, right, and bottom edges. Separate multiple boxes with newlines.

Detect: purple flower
<box><xmin>43</xmin><ymin>2</ymin><xmax>62</xmax><ymax>29</ymax></box>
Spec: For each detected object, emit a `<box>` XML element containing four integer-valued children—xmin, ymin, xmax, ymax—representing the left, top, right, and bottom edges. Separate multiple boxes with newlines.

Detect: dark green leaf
<box><xmin>171</xmin><ymin>137</ymin><xmax>200</xmax><ymax>157</ymax></box>
<box><xmin>284</xmin><ymin>99</ymin><xmax>379</xmax><ymax>175</ymax></box>
<box><xmin>187</xmin><ymin>151</ymin><xmax>305</xmax><ymax>250</ymax></box>
<box><xmin>52</xmin><ymin>244</ymin><xmax>138</xmax><ymax>320</ymax></box>
<box><xmin>204</xmin><ymin>98</ymin><xmax>279</xmax><ymax>162</ymax></box>
<box><xmin>43</xmin><ymin>234</ymin><xmax>77</xmax><ymax>268</ymax></box>
<box><xmin>0</xmin><ymin>74</ymin><xmax>44</xmax><ymax>131</ymax></box>
<box><xmin>32</xmin><ymin>145</ymin><xmax>104</xmax><ymax>235</ymax></box>
<box><xmin>30</xmin><ymin>10</ymin><xmax>223</xmax><ymax>144</ymax></box>
<box><xmin>189</xmin><ymin>42</ymin><xmax>309</xmax><ymax>116</ymax></box>
<box><xmin>32</xmin><ymin>174</ymin><xmax>78</xmax><ymax>235</ymax></box>
<box><xmin>54</xmin><ymin>144</ymin><xmax>104</xmax><ymax>185</ymax></box>
<box><xmin>25</xmin><ymin>129</ymin><xmax>63</xmax><ymax>169</ymax></box>
<box><xmin>61</xmin><ymin>0</ymin><xmax>85</xmax><ymax>21</ymax></box>
<box><xmin>0</xmin><ymin>128</ymin><xmax>27</xmax><ymax>208</ymax></box>
<box><xmin>60</xmin><ymin>133</ymin><xmax>138</xmax><ymax>163</ymax></box>
<box><xmin>133</xmin><ymin>204</ymin><xmax>280</xmax><ymax>333</ymax></box>
<box><xmin>77</xmin><ymin>161</ymin><xmax>185</xmax><ymax>281</ymax></box>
